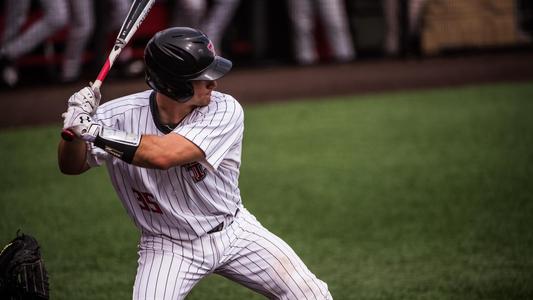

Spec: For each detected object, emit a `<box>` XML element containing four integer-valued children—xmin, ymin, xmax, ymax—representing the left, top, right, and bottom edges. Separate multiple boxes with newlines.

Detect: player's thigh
<box><xmin>133</xmin><ymin>248</ymin><xmax>205</xmax><ymax>300</ymax></box>
<box><xmin>216</xmin><ymin>214</ymin><xmax>332</xmax><ymax>300</ymax></box>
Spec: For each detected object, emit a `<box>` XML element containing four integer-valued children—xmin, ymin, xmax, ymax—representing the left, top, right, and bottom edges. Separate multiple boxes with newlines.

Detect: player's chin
<box><xmin>204</xmin><ymin>92</ymin><xmax>213</xmax><ymax>103</ymax></box>
<box><xmin>197</xmin><ymin>95</ymin><xmax>211</xmax><ymax>106</ymax></box>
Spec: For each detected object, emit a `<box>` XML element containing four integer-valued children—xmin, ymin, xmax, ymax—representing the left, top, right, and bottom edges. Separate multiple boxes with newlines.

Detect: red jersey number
<box><xmin>132</xmin><ymin>188</ymin><xmax>163</xmax><ymax>214</ymax></box>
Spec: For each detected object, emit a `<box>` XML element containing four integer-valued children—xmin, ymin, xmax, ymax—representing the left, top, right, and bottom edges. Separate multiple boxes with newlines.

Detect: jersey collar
<box><xmin>150</xmin><ymin>91</ymin><xmax>175</xmax><ymax>134</ymax></box>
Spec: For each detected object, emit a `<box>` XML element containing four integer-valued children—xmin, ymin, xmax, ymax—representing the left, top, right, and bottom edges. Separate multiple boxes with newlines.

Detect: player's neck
<box><xmin>155</xmin><ymin>93</ymin><xmax>195</xmax><ymax>126</ymax></box>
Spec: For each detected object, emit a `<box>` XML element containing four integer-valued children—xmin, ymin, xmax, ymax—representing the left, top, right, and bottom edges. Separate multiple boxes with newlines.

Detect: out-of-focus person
<box><xmin>92</xmin><ymin>0</ymin><xmax>138</xmax><ymax>79</ymax></box>
<box><xmin>383</xmin><ymin>0</ymin><xmax>428</xmax><ymax>56</ymax></box>
<box><xmin>0</xmin><ymin>0</ymin><xmax>96</xmax><ymax>85</ymax></box>
<box><xmin>287</xmin><ymin>0</ymin><xmax>356</xmax><ymax>65</ymax></box>
<box><xmin>61</xmin><ymin>0</ymin><xmax>95</xmax><ymax>83</ymax></box>
<box><xmin>171</xmin><ymin>0</ymin><xmax>241</xmax><ymax>50</ymax></box>
<box><xmin>0</xmin><ymin>0</ymin><xmax>68</xmax><ymax>86</ymax></box>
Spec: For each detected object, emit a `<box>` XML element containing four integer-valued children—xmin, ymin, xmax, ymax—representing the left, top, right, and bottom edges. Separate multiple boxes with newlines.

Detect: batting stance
<box><xmin>58</xmin><ymin>27</ymin><xmax>332</xmax><ymax>299</ymax></box>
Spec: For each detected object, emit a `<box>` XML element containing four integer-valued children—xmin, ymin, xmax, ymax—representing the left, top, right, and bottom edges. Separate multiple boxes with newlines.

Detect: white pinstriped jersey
<box><xmin>87</xmin><ymin>90</ymin><xmax>244</xmax><ymax>240</ymax></box>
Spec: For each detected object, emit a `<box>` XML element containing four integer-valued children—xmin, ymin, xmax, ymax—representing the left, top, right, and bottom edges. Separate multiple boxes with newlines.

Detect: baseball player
<box><xmin>287</xmin><ymin>0</ymin><xmax>355</xmax><ymax>65</ymax></box>
<box><xmin>0</xmin><ymin>0</ymin><xmax>101</xmax><ymax>84</ymax></box>
<box><xmin>383</xmin><ymin>0</ymin><xmax>428</xmax><ymax>56</ymax></box>
<box><xmin>171</xmin><ymin>0</ymin><xmax>241</xmax><ymax>50</ymax></box>
<box><xmin>58</xmin><ymin>27</ymin><xmax>332</xmax><ymax>299</ymax></box>
<box><xmin>0</xmin><ymin>0</ymin><xmax>68</xmax><ymax>86</ymax></box>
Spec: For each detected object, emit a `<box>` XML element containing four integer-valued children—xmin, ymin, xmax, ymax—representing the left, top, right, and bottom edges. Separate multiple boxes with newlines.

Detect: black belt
<box><xmin>207</xmin><ymin>222</ymin><xmax>225</xmax><ymax>234</ymax></box>
<box><xmin>207</xmin><ymin>209</ymin><xmax>239</xmax><ymax>234</ymax></box>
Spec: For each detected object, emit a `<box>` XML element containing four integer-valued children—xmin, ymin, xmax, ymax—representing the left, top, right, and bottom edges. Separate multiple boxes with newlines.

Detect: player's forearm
<box><xmin>58</xmin><ymin>139</ymin><xmax>90</xmax><ymax>175</ymax></box>
<box><xmin>74</xmin><ymin>122</ymin><xmax>204</xmax><ymax>169</ymax></box>
<box><xmin>133</xmin><ymin>134</ymin><xmax>204</xmax><ymax>169</ymax></box>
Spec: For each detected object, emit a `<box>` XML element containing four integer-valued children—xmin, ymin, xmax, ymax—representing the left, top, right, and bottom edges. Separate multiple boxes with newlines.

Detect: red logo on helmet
<box><xmin>207</xmin><ymin>41</ymin><xmax>216</xmax><ymax>56</ymax></box>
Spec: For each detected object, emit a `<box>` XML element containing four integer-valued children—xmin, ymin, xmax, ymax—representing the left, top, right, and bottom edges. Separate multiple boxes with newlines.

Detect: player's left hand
<box><xmin>67</xmin><ymin>84</ymin><xmax>101</xmax><ymax>114</ymax></box>
<box><xmin>62</xmin><ymin>106</ymin><xmax>101</xmax><ymax>142</ymax></box>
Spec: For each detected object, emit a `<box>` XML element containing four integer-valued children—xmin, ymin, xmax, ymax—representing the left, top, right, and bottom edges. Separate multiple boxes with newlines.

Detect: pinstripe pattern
<box><xmin>134</xmin><ymin>208</ymin><xmax>332</xmax><ymax>300</ymax></box>
<box><xmin>87</xmin><ymin>90</ymin><xmax>331</xmax><ymax>299</ymax></box>
<box><xmin>88</xmin><ymin>90</ymin><xmax>242</xmax><ymax>240</ymax></box>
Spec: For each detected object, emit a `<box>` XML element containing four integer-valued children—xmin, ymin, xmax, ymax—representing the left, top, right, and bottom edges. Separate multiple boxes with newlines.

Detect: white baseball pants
<box><xmin>133</xmin><ymin>208</ymin><xmax>332</xmax><ymax>299</ymax></box>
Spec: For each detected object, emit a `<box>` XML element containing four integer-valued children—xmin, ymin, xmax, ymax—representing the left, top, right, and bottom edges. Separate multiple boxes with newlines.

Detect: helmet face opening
<box><xmin>144</xmin><ymin>27</ymin><xmax>233</xmax><ymax>101</ymax></box>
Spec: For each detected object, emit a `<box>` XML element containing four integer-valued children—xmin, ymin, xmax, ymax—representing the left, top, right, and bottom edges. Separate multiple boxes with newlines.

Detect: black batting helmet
<box><xmin>144</xmin><ymin>27</ymin><xmax>232</xmax><ymax>102</ymax></box>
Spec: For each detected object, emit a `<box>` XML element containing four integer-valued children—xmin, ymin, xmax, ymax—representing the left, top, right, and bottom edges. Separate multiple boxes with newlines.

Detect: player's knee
<box><xmin>296</xmin><ymin>278</ymin><xmax>332</xmax><ymax>300</ymax></box>
<box><xmin>278</xmin><ymin>279</ymin><xmax>332</xmax><ymax>300</ymax></box>
<box><xmin>273</xmin><ymin>259</ymin><xmax>331</xmax><ymax>299</ymax></box>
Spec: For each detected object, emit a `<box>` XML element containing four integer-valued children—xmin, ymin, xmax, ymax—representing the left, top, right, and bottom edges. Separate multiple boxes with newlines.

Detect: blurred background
<box><xmin>1</xmin><ymin>1</ymin><xmax>533</xmax><ymax>299</ymax></box>
<box><xmin>0</xmin><ymin>0</ymin><xmax>532</xmax><ymax>88</ymax></box>
<box><xmin>1</xmin><ymin>0</ymin><xmax>533</xmax><ymax>127</ymax></box>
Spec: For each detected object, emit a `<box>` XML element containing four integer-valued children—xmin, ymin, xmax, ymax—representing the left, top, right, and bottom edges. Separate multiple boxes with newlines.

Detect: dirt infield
<box><xmin>1</xmin><ymin>50</ymin><xmax>533</xmax><ymax>129</ymax></box>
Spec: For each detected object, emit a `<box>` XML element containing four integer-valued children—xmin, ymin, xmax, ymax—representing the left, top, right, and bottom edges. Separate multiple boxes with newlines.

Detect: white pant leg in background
<box><xmin>383</xmin><ymin>0</ymin><xmax>400</xmax><ymax>55</ymax></box>
<box><xmin>1</xmin><ymin>0</ymin><xmax>68</xmax><ymax>60</ymax></box>
<box><xmin>383</xmin><ymin>0</ymin><xmax>428</xmax><ymax>55</ymax></box>
<box><xmin>408</xmin><ymin>0</ymin><xmax>428</xmax><ymax>35</ymax></box>
<box><xmin>107</xmin><ymin>0</ymin><xmax>132</xmax><ymax>29</ymax></box>
<box><xmin>315</xmin><ymin>0</ymin><xmax>355</xmax><ymax>62</ymax></box>
<box><xmin>61</xmin><ymin>0</ymin><xmax>95</xmax><ymax>81</ymax></box>
<box><xmin>172</xmin><ymin>0</ymin><xmax>206</xmax><ymax>28</ymax></box>
<box><xmin>201</xmin><ymin>0</ymin><xmax>241</xmax><ymax>50</ymax></box>
<box><xmin>171</xmin><ymin>0</ymin><xmax>239</xmax><ymax>50</ymax></box>
<box><xmin>1</xmin><ymin>0</ymin><xmax>31</xmax><ymax>44</ymax></box>
<box><xmin>287</xmin><ymin>0</ymin><xmax>317</xmax><ymax>64</ymax></box>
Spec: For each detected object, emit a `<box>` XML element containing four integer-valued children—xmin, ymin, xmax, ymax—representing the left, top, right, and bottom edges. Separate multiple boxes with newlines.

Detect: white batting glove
<box><xmin>67</xmin><ymin>85</ymin><xmax>101</xmax><ymax>114</ymax></box>
<box><xmin>62</xmin><ymin>106</ymin><xmax>101</xmax><ymax>142</ymax></box>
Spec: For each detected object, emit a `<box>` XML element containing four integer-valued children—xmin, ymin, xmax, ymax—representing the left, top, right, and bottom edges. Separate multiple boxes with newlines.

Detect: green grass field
<box><xmin>1</xmin><ymin>82</ymin><xmax>533</xmax><ymax>299</ymax></box>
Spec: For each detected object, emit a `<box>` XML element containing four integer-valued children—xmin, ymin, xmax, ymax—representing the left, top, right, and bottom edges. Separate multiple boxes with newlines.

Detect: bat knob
<box><xmin>61</xmin><ymin>129</ymin><xmax>75</xmax><ymax>141</ymax></box>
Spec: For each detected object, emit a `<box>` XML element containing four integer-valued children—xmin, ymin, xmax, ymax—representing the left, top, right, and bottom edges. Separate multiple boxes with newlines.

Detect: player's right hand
<box><xmin>62</xmin><ymin>106</ymin><xmax>101</xmax><ymax>142</ymax></box>
<box><xmin>67</xmin><ymin>85</ymin><xmax>101</xmax><ymax>115</ymax></box>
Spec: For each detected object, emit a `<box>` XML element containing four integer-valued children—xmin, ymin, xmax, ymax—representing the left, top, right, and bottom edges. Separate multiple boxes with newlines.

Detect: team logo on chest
<box><xmin>183</xmin><ymin>162</ymin><xmax>207</xmax><ymax>182</ymax></box>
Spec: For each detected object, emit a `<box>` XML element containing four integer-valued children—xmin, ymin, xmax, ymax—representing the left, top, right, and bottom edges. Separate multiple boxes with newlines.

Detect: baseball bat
<box><xmin>61</xmin><ymin>0</ymin><xmax>156</xmax><ymax>141</ymax></box>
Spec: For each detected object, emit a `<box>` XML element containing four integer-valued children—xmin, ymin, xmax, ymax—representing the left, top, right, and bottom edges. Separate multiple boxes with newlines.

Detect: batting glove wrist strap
<box><xmin>94</xmin><ymin>127</ymin><xmax>141</xmax><ymax>164</ymax></box>
<box><xmin>62</xmin><ymin>107</ymin><xmax>100</xmax><ymax>142</ymax></box>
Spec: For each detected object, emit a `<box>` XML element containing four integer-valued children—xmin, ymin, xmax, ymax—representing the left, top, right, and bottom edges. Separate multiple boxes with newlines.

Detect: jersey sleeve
<box><xmin>173</xmin><ymin>95</ymin><xmax>244</xmax><ymax>171</ymax></box>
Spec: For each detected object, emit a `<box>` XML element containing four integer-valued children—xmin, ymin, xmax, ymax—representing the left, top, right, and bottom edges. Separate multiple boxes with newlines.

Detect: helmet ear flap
<box><xmin>174</xmin><ymin>82</ymin><xmax>194</xmax><ymax>103</ymax></box>
<box><xmin>145</xmin><ymin>67</ymin><xmax>194</xmax><ymax>102</ymax></box>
